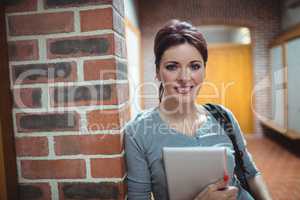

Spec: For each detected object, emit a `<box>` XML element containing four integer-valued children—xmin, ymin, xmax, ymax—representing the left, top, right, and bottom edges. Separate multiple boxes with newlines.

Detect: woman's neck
<box><xmin>158</xmin><ymin>98</ymin><xmax>199</xmax><ymax>120</ymax></box>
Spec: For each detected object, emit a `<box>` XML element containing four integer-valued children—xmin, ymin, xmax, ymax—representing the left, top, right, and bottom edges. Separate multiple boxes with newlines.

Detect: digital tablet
<box><xmin>162</xmin><ymin>146</ymin><xmax>227</xmax><ymax>200</ymax></box>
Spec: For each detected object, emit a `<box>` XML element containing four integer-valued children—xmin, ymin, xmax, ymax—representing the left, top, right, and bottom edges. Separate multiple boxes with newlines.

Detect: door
<box><xmin>0</xmin><ymin>5</ymin><xmax>18</xmax><ymax>200</ymax></box>
<box><xmin>197</xmin><ymin>44</ymin><xmax>254</xmax><ymax>134</ymax></box>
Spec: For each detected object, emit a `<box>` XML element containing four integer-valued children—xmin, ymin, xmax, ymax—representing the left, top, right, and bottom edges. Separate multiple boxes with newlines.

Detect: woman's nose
<box><xmin>177</xmin><ymin>68</ymin><xmax>191</xmax><ymax>82</ymax></box>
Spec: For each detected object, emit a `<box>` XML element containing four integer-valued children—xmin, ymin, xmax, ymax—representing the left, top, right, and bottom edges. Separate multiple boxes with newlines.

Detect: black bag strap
<box><xmin>203</xmin><ymin>103</ymin><xmax>251</xmax><ymax>192</ymax></box>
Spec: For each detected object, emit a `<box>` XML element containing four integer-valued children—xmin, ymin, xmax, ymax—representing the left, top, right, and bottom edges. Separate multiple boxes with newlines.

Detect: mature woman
<box><xmin>124</xmin><ymin>20</ymin><xmax>272</xmax><ymax>200</ymax></box>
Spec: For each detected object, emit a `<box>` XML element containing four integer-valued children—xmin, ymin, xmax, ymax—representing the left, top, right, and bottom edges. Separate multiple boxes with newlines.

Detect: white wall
<box><xmin>125</xmin><ymin>0</ymin><xmax>143</xmax><ymax>117</ymax></box>
<box><xmin>124</xmin><ymin>0</ymin><xmax>140</xmax><ymax>28</ymax></box>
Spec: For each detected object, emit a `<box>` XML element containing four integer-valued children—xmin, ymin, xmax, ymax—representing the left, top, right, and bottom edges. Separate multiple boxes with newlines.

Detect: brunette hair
<box><xmin>154</xmin><ymin>19</ymin><xmax>208</xmax><ymax>102</ymax></box>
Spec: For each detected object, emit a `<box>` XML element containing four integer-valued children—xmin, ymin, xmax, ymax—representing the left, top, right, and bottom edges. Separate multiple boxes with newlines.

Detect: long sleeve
<box><xmin>124</xmin><ymin>129</ymin><xmax>152</xmax><ymax>200</ymax></box>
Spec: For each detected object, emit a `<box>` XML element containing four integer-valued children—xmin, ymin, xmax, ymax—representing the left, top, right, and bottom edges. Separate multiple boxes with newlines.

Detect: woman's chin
<box><xmin>161</xmin><ymin>92</ymin><xmax>196</xmax><ymax>105</ymax></box>
<box><xmin>177</xmin><ymin>94</ymin><xmax>195</xmax><ymax>104</ymax></box>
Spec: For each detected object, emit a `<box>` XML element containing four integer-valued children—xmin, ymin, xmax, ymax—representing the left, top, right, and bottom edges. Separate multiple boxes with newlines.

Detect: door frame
<box><xmin>0</xmin><ymin>5</ymin><xmax>19</xmax><ymax>200</ymax></box>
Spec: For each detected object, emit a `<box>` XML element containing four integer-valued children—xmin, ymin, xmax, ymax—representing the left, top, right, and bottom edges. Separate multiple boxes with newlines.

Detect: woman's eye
<box><xmin>165</xmin><ymin>64</ymin><xmax>178</xmax><ymax>71</ymax></box>
<box><xmin>190</xmin><ymin>63</ymin><xmax>202</xmax><ymax>70</ymax></box>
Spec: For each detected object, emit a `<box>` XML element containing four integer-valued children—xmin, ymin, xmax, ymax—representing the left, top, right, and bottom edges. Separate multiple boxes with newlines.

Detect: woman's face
<box><xmin>157</xmin><ymin>43</ymin><xmax>205</xmax><ymax>104</ymax></box>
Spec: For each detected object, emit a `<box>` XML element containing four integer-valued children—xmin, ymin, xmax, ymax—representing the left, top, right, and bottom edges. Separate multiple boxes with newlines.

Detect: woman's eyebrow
<box><xmin>164</xmin><ymin>61</ymin><xmax>179</xmax><ymax>65</ymax></box>
<box><xmin>190</xmin><ymin>60</ymin><xmax>203</xmax><ymax>64</ymax></box>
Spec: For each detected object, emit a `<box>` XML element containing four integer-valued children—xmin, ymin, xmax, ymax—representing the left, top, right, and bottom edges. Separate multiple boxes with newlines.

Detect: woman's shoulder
<box><xmin>128</xmin><ymin>107</ymin><xmax>157</xmax><ymax>125</ymax></box>
<box><xmin>124</xmin><ymin>107</ymin><xmax>158</xmax><ymax>136</ymax></box>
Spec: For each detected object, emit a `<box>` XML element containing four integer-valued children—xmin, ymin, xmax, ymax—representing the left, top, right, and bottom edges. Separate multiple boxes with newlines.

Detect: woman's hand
<box><xmin>193</xmin><ymin>179</ymin><xmax>238</xmax><ymax>200</ymax></box>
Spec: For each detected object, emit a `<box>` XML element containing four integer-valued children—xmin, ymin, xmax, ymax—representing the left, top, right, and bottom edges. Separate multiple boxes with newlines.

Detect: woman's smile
<box><xmin>174</xmin><ymin>85</ymin><xmax>194</xmax><ymax>94</ymax></box>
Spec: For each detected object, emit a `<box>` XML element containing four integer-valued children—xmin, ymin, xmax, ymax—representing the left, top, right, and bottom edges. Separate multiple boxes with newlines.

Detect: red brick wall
<box><xmin>138</xmin><ymin>0</ymin><xmax>281</xmax><ymax>134</ymax></box>
<box><xmin>5</xmin><ymin>0</ymin><xmax>129</xmax><ymax>199</ymax></box>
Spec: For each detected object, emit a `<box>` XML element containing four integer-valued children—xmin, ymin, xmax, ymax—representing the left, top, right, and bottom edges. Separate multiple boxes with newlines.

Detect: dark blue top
<box><xmin>124</xmin><ymin>105</ymin><xmax>259</xmax><ymax>200</ymax></box>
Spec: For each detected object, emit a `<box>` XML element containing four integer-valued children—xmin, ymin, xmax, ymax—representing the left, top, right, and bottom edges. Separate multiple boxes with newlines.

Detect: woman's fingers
<box><xmin>194</xmin><ymin>180</ymin><xmax>238</xmax><ymax>200</ymax></box>
<box><xmin>204</xmin><ymin>179</ymin><xmax>228</xmax><ymax>196</ymax></box>
<box><xmin>217</xmin><ymin>186</ymin><xmax>238</xmax><ymax>200</ymax></box>
<box><xmin>213</xmin><ymin>179</ymin><xmax>228</xmax><ymax>191</ymax></box>
<box><xmin>193</xmin><ymin>180</ymin><xmax>222</xmax><ymax>200</ymax></box>
<box><xmin>227</xmin><ymin>186</ymin><xmax>239</xmax><ymax>199</ymax></box>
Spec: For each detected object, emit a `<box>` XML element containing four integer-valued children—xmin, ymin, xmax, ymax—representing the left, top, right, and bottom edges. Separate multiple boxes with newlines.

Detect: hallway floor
<box><xmin>246</xmin><ymin>135</ymin><xmax>300</xmax><ymax>200</ymax></box>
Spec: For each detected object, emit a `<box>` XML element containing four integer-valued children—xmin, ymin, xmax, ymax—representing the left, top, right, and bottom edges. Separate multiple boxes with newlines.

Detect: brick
<box><xmin>19</xmin><ymin>183</ymin><xmax>51</xmax><ymax>200</ymax></box>
<box><xmin>51</xmin><ymin>84</ymin><xmax>117</xmax><ymax>107</ymax></box>
<box><xmin>8</xmin><ymin>12</ymin><xmax>74</xmax><ymax>36</ymax></box>
<box><xmin>16</xmin><ymin>136</ymin><xmax>48</xmax><ymax>157</ymax></box>
<box><xmin>91</xmin><ymin>157</ymin><xmax>125</xmax><ymax>178</ymax></box>
<box><xmin>21</xmin><ymin>159</ymin><xmax>86</xmax><ymax>179</ymax></box>
<box><xmin>80</xmin><ymin>7</ymin><xmax>124</xmax><ymax>35</ymax></box>
<box><xmin>58</xmin><ymin>182</ymin><xmax>126</xmax><ymax>200</ymax></box>
<box><xmin>8</xmin><ymin>40</ymin><xmax>38</xmax><ymax>61</ymax></box>
<box><xmin>119</xmin><ymin>104</ymin><xmax>131</xmax><ymax>128</ymax></box>
<box><xmin>47</xmin><ymin>34</ymin><xmax>114</xmax><ymax>59</ymax></box>
<box><xmin>16</xmin><ymin>112</ymin><xmax>79</xmax><ymax>133</ymax></box>
<box><xmin>80</xmin><ymin>8</ymin><xmax>113</xmax><ymax>32</ymax></box>
<box><xmin>87</xmin><ymin>105</ymin><xmax>130</xmax><ymax>131</ymax></box>
<box><xmin>112</xmin><ymin>0</ymin><xmax>124</xmax><ymax>17</ymax></box>
<box><xmin>87</xmin><ymin>109</ymin><xmax>120</xmax><ymax>130</ymax></box>
<box><xmin>84</xmin><ymin>58</ymin><xmax>127</xmax><ymax>80</ymax></box>
<box><xmin>45</xmin><ymin>0</ymin><xmax>112</xmax><ymax>8</ymax></box>
<box><xmin>54</xmin><ymin>134</ymin><xmax>122</xmax><ymax>155</ymax></box>
<box><xmin>12</xmin><ymin>62</ymin><xmax>77</xmax><ymax>84</ymax></box>
<box><xmin>116</xmin><ymin>60</ymin><xmax>127</xmax><ymax>79</ymax></box>
<box><xmin>5</xmin><ymin>0</ymin><xmax>37</xmax><ymax>13</ymax></box>
<box><xmin>13</xmin><ymin>88</ymin><xmax>42</xmax><ymax>108</ymax></box>
<box><xmin>117</xmin><ymin>83</ymin><xmax>129</xmax><ymax>104</ymax></box>
<box><xmin>114</xmin><ymin>34</ymin><xmax>126</xmax><ymax>58</ymax></box>
<box><xmin>112</xmin><ymin>8</ymin><xmax>125</xmax><ymax>36</ymax></box>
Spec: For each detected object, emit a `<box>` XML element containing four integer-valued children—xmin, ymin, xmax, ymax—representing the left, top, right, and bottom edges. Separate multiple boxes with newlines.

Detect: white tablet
<box><xmin>162</xmin><ymin>146</ymin><xmax>227</xmax><ymax>200</ymax></box>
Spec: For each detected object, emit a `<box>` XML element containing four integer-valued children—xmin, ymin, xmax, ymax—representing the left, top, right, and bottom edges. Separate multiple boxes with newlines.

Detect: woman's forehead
<box><xmin>161</xmin><ymin>43</ymin><xmax>204</xmax><ymax>63</ymax></box>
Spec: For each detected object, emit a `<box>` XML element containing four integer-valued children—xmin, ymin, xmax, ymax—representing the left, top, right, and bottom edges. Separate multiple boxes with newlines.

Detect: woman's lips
<box><xmin>174</xmin><ymin>86</ymin><xmax>194</xmax><ymax>94</ymax></box>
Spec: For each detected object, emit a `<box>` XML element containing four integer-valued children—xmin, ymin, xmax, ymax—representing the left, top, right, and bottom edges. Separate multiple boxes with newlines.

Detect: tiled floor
<box><xmin>246</xmin><ymin>135</ymin><xmax>300</xmax><ymax>200</ymax></box>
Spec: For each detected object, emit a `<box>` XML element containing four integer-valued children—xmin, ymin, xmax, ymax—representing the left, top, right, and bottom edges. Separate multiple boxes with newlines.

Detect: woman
<box><xmin>124</xmin><ymin>20</ymin><xmax>272</xmax><ymax>200</ymax></box>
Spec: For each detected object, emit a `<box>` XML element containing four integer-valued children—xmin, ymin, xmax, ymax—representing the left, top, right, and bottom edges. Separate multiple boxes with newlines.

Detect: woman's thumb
<box><xmin>214</xmin><ymin>178</ymin><xmax>228</xmax><ymax>190</ymax></box>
